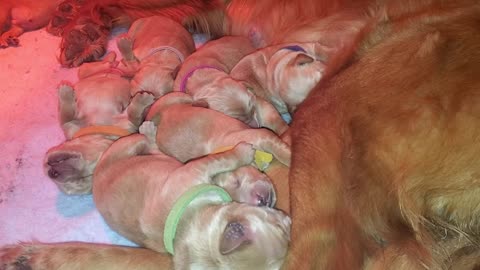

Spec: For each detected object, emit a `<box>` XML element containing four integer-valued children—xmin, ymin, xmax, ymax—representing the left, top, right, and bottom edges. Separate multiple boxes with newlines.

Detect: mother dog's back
<box><xmin>286</xmin><ymin>2</ymin><xmax>480</xmax><ymax>269</ymax></box>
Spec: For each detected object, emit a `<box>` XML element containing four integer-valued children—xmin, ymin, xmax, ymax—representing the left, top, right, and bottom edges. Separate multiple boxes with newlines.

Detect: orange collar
<box><xmin>72</xmin><ymin>125</ymin><xmax>132</xmax><ymax>139</ymax></box>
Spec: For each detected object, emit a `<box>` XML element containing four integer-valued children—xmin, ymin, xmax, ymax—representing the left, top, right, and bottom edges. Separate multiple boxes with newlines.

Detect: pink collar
<box><xmin>179</xmin><ymin>65</ymin><xmax>224</xmax><ymax>92</ymax></box>
<box><xmin>141</xmin><ymin>46</ymin><xmax>185</xmax><ymax>63</ymax></box>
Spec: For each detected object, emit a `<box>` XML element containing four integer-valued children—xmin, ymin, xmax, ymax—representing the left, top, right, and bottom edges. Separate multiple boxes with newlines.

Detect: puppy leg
<box><xmin>175</xmin><ymin>142</ymin><xmax>256</xmax><ymax>182</ymax></box>
<box><xmin>127</xmin><ymin>91</ymin><xmax>155</xmax><ymax>127</ymax></box>
<box><xmin>95</xmin><ymin>132</ymin><xmax>160</xmax><ymax>172</ymax></box>
<box><xmin>0</xmin><ymin>242</ymin><xmax>172</xmax><ymax>270</ymax></box>
<box><xmin>255</xmin><ymin>97</ymin><xmax>289</xmax><ymax>135</ymax></box>
<box><xmin>227</xmin><ymin>129</ymin><xmax>291</xmax><ymax>166</ymax></box>
<box><xmin>57</xmin><ymin>81</ymin><xmax>80</xmax><ymax>139</ymax></box>
<box><xmin>117</xmin><ymin>34</ymin><xmax>136</xmax><ymax>62</ymax></box>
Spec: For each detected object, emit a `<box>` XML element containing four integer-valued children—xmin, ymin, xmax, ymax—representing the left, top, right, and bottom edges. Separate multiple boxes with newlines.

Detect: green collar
<box><xmin>163</xmin><ymin>184</ymin><xmax>232</xmax><ymax>254</ymax></box>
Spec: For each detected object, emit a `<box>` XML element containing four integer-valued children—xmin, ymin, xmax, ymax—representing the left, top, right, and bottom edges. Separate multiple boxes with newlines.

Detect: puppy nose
<box><xmin>48</xmin><ymin>168</ymin><xmax>60</xmax><ymax>179</ymax></box>
<box><xmin>256</xmin><ymin>190</ymin><xmax>273</xmax><ymax>207</ymax></box>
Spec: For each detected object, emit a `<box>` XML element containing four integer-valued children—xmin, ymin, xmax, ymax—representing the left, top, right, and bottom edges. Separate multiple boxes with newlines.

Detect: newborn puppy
<box><xmin>145</xmin><ymin>92</ymin><xmax>291</xmax><ymax>167</ymax></box>
<box><xmin>116</xmin><ymin>15</ymin><xmax>196</xmax><ymax>98</ymax></box>
<box><xmin>0</xmin><ymin>0</ymin><xmax>62</xmax><ymax>47</ymax></box>
<box><xmin>44</xmin><ymin>52</ymin><xmax>154</xmax><ymax>194</ymax></box>
<box><xmin>94</xmin><ymin>124</ymin><xmax>290</xmax><ymax>269</ymax></box>
<box><xmin>230</xmin><ymin>42</ymin><xmax>332</xmax><ymax>116</ymax></box>
<box><xmin>173</xmin><ymin>36</ymin><xmax>288</xmax><ymax>135</ymax></box>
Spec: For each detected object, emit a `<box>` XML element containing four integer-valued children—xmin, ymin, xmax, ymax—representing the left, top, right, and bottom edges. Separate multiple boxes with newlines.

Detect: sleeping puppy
<box><xmin>44</xmin><ymin>52</ymin><xmax>154</xmax><ymax>194</ymax></box>
<box><xmin>116</xmin><ymin>15</ymin><xmax>196</xmax><ymax>98</ymax></box>
<box><xmin>230</xmin><ymin>42</ymin><xmax>333</xmax><ymax>116</ymax></box>
<box><xmin>0</xmin><ymin>0</ymin><xmax>62</xmax><ymax>48</ymax></box>
<box><xmin>145</xmin><ymin>92</ymin><xmax>291</xmax><ymax>167</ymax></box>
<box><xmin>93</xmin><ymin>124</ymin><xmax>290</xmax><ymax>269</ymax></box>
<box><xmin>173</xmin><ymin>36</ymin><xmax>289</xmax><ymax>135</ymax></box>
<box><xmin>0</xmin><ymin>135</ymin><xmax>292</xmax><ymax>270</ymax></box>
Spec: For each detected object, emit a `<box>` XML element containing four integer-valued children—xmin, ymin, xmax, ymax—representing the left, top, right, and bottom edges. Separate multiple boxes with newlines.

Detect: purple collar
<box><xmin>280</xmin><ymin>45</ymin><xmax>307</xmax><ymax>53</ymax></box>
<box><xmin>179</xmin><ymin>65</ymin><xmax>224</xmax><ymax>92</ymax></box>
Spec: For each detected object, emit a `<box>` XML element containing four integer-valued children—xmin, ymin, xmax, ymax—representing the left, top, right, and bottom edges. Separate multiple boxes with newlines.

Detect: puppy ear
<box><xmin>192</xmin><ymin>98</ymin><xmax>210</xmax><ymax>108</ymax></box>
<box><xmin>171</xmin><ymin>65</ymin><xmax>181</xmax><ymax>80</ymax></box>
<box><xmin>103</xmin><ymin>51</ymin><xmax>117</xmax><ymax>63</ymax></box>
<box><xmin>220</xmin><ymin>221</ymin><xmax>252</xmax><ymax>255</ymax></box>
<box><xmin>291</xmin><ymin>53</ymin><xmax>314</xmax><ymax>66</ymax></box>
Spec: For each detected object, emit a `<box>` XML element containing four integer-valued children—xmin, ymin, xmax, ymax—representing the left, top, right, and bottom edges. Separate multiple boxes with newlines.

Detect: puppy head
<box><xmin>194</xmin><ymin>78</ymin><xmax>259</xmax><ymax>127</ymax></box>
<box><xmin>213</xmin><ymin>166</ymin><xmax>276</xmax><ymax>207</ymax></box>
<box><xmin>175</xmin><ymin>202</ymin><xmax>290</xmax><ymax>270</ymax></box>
<box><xmin>131</xmin><ymin>65</ymin><xmax>179</xmax><ymax>98</ymax></box>
<box><xmin>268</xmin><ymin>49</ymin><xmax>326</xmax><ymax>112</ymax></box>
<box><xmin>44</xmin><ymin>135</ymin><xmax>114</xmax><ymax>194</ymax></box>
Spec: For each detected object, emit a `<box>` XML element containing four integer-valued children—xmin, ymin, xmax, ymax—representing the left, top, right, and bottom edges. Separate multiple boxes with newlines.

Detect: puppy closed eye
<box><xmin>234</xmin><ymin>178</ymin><xmax>241</xmax><ymax>188</ymax></box>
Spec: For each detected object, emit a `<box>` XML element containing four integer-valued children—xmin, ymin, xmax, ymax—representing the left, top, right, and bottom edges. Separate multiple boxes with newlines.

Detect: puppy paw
<box><xmin>139</xmin><ymin>121</ymin><xmax>157</xmax><ymax>142</ymax></box>
<box><xmin>58</xmin><ymin>82</ymin><xmax>75</xmax><ymax>100</ymax></box>
<box><xmin>117</xmin><ymin>35</ymin><xmax>135</xmax><ymax>61</ymax></box>
<box><xmin>233</xmin><ymin>142</ymin><xmax>255</xmax><ymax>164</ymax></box>
<box><xmin>132</xmin><ymin>91</ymin><xmax>155</xmax><ymax>107</ymax></box>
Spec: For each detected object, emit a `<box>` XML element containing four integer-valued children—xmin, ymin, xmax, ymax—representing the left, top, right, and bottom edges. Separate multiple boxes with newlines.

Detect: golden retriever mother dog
<box><xmin>278</xmin><ymin>1</ymin><xmax>480</xmax><ymax>269</ymax></box>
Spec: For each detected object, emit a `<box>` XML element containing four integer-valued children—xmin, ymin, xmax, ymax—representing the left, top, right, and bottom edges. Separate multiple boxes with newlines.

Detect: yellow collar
<box><xmin>72</xmin><ymin>125</ymin><xmax>132</xmax><ymax>139</ymax></box>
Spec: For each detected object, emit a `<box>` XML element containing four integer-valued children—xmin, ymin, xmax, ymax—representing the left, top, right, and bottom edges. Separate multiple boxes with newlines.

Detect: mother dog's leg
<box><xmin>57</xmin><ymin>81</ymin><xmax>80</xmax><ymax>139</ymax></box>
<box><xmin>0</xmin><ymin>242</ymin><xmax>172</xmax><ymax>270</ymax></box>
<box><xmin>283</xmin><ymin>96</ymin><xmax>366</xmax><ymax>269</ymax></box>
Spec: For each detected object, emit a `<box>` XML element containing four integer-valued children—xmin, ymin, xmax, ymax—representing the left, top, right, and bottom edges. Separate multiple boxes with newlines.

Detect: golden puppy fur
<box><xmin>92</xmin><ymin>125</ymin><xmax>290</xmax><ymax>269</ymax></box>
<box><xmin>145</xmin><ymin>92</ymin><xmax>291</xmax><ymax>167</ymax></box>
<box><xmin>283</xmin><ymin>0</ymin><xmax>480</xmax><ymax>269</ymax></box>
<box><xmin>116</xmin><ymin>15</ymin><xmax>196</xmax><ymax>98</ymax></box>
<box><xmin>172</xmin><ymin>36</ymin><xmax>288</xmax><ymax>134</ymax></box>
<box><xmin>44</xmin><ymin>52</ymin><xmax>155</xmax><ymax>194</ymax></box>
<box><xmin>230</xmin><ymin>42</ymin><xmax>332</xmax><ymax>116</ymax></box>
<box><xmin>0</xmin><ymin>0</ymin><xmax>61</xmax><ymax>47</ymax></box>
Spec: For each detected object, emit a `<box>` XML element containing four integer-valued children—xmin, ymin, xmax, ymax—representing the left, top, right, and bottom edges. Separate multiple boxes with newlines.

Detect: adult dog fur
<box><xmin>50</xmin><ymin>0</ymin><xmax>227</xmax><ymax>67</ymax></box>
<box><xmin>0</xmin><ymin>0</ymin><xmax>61</xmax><ymax>47</ymax></box>
<box><xmin>283</xmin><ymin>0</ymin><xmax>480</xmax><ymax>269</ymax></box>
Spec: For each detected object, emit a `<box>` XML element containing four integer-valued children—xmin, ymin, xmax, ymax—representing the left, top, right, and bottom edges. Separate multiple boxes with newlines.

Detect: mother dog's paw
<box><xmin>59</xmin><ymin>20</ymin><xmax>110</xmax><ymax>67</ymax></box>
<box><xmin>0</xmin><ymin>244</ymin><xmax>34</xmax><ymax>270</ymax></box>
